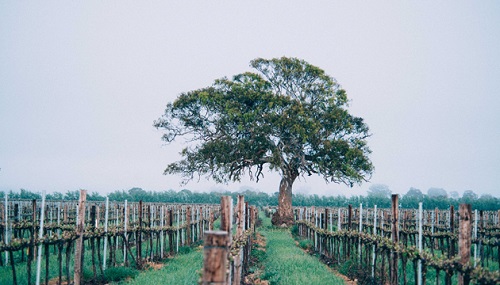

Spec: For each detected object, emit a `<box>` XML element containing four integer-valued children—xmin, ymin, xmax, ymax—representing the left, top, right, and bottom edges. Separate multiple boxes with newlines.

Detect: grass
<box><xmin>121</xmin><ymin>246</ymin><xmax>202</xmax><ymax>285</ymax></box>
<box><xmin>259</xmin><ymin>214</ymin><xmax>345</xmax><ymax>285</ymax></box>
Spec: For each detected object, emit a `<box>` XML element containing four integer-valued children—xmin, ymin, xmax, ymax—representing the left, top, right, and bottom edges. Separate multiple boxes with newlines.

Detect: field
<box><xmin>1</xmin><ymin>192</ymin><xmax>499</xmax><ymax>285</ymax></box>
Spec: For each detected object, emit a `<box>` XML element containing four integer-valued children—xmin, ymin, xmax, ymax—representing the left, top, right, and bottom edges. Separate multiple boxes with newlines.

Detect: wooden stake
<box><xmin>202</xmin><ymin>231</ymin><xmax>228</xmax><ymax>285</ymax></box>
<box><xmin>73</xmin><ymin>190</ymin><xmax>86</xmax><ymax>285</ymax></box>
<box><xmin>103</xmin><ymin>197</ymin><xmax>109</xmax><ymax>270</ymax></box>
<box><xmin>390</xmin><ymin>194</ymin><xmax>399</xmax><ymax>285</ymax></box>
<box><xmin>458</xmin><ymin>204</ymin><xmax>472</xmax><ymax>285</ymax></box>
<box><xmin>137</xmin><ymin>200</ymin><xmax>143</xmax><ymax>268</ymax></box>
<box><xmin>220</xmin><ymin>196</ymin><xmax>232</xmax><ymax>284</ymax></box>
<box><xmin>418</xmin><ymin>202</ymin><xmax>423</xmax><ymax>285</ymax></box>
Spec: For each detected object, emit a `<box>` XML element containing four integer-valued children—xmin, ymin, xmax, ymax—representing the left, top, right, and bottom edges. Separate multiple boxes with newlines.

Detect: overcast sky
<box><xmin>1</xmin><ymin>1</ymin><xmax>499</xmax><ymax>198</ymax></box>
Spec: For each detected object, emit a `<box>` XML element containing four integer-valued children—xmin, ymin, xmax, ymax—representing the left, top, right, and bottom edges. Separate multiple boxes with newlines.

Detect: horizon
<box><xmin>1</xmin><ymin>184</ymin><xmax>498</xmax><ymax>200</ymax></box>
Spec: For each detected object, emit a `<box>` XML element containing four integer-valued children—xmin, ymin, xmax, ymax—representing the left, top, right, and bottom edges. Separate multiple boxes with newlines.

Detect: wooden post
<box><xmin>168</xmin><ymin>209</ymin><xmax>174</xmax><ymax>255</ymax></box>
<box><xmin>103</xmin><ymin>197</ymin><xmax>109</xmax><ymax>270</ymax></box>
<box><xmin>202</xmin><ymin>231</ymin><xmax>228</xmax><ymax>285</ymax></box>
<box><xmin>137</xmin><ymin>200</ymin><xmax>143</xmax><ymax>268</ymax></box>
<box><xmin>220</xmin><ymin>196</ymin><xmax>232</xmax><ymax>236</ymax></box>
<box><xmin>186</xmin><ymin>206</ymin><xmax>192</xmax><ymax>246</ymax></box>
<box><xmin>418</xmin><ymin>202</ymin><xmax>423</xmax><ymax>285</ymax></box>
<box><xmin>324</xmin><ymin>208</ymin><xmax>329</xmax><ymax>256</ymax></box>
<box><xmin>209</xmin><ymin>209</ymin><xmax>214</xmax><ymax>231</ymax></box>
<box><xmin>27</xmin><ymin>199</ymin><xmax>36</xmax><ymax>285</ymax></box>
<box><xmin>449</xmin><ymin>205</ymin><xmax>455</xmax><ymax>257</ymax></box>
<box><xmin>458</xmin><ymin>204</ymin><xmax>472</xmax><ymax>285</ymax></box>
<box><xmin>390</xmin><ymin>194</ymin><xmax>399</xmax><ymax>285</ymax></box>
<box><xmin>123</xmin><ymin>200</ymin><xmax>128</xmax><ymax>264</ymax></box>
<box><xmin>372</xmin><ymin>205</ymin><xmax>377</xmax><ymax>278</ymax></box>
<box><xmin>245</xmin><ymin>202</ymin><xmax>250</xmax><ymax>231</ymax></box>
<box><xmin>63</xmin><ymin>204</ymin><xmax>68</xmax><ymax>223</ymax></box>
<box><xmin>473</xmin><ymin>209</ymin><xmax>478</xmax><ymax>267</ymax></box>
<box><xmin>236</xmin><ymin>195</ymin><xmax>245</xmax><ymax>238</ymax></box>
<box><xmin>233</xmin><ymin>195</ymin><xmax>245</xmax><ymax>285</ymax></box>
<box><xmin>220</xmin><ymin>196</ymin><xmax>232</xmax><ymax>284</ymax></box>
<box><xmin>348</xmin><ymin>205</ymin><xmax>353</xmax><ymax>230</ymax></box>
<box><xmin>359</xmin><ymin>203</ymin><xmax>363</xmax><ymax>261</ymax></box>
<box><xmin>73</xmin><ymin>190</ymin><xmax>87</xmax><ymax>285</ymax></box>
<box><xmin>160</xmin><ymin>205</ymin><xmax>164</xmax><ymax>258</ymax></box>
<box><xmin>4</xmin><ymin>194</ymin><xmax>8</xmax><ymax>265</ymax></box>
<box><xmin>176</xmin><ymin>207</ymin><xmax>180</xmax><ymax>253</ymax></box>
<box><xmin>324</xmin><ymin>208</ymin><xmax>329</xmax><ymax>231</ymax></box>
<box><xmin>337</xmin><ymin>208</ymin><xmax>341</xmax><ymax>231</ymax></box>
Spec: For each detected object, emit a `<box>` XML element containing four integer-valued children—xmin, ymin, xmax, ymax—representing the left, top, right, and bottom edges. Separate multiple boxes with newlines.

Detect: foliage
<box><xmin>367</xmin><ymin>184</ymin><xmax>391</xmax><ymax>198</ymax></box>
<box><xmin>298</xmin><ymin>239</ymin><xmax>314</xmax><ymax>251</ymax></box>
<box><xmin>462</xmin><ymin>189</ymin><xmax>478</xmax><ymax>203</ymax></box>
<box><xmin>428</xmin><ymin>187</ymin><xmax>448</xmax><ymax>198</ymax></box>
<box><xmin>154</xmin><ymin>57</ymin><xmax>373</xmax><ymax>192</ymax></box>
<box><xmin>103</xmin><ymin>267</ymin><xmax>139</xmax><ymax>282</ymax></box>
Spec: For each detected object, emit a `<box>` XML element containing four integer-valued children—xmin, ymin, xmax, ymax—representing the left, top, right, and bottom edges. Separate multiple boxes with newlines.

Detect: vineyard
<box><xmin>292</xmin><ymin>195</ymin><xmax>500</xmax><ymax>284</ymax></box>
<box><xmin>0</xmin><ymin>192</ymin><xmax>219</xmax><ymax>284</ymax></box>
<box><xmin>1</xmin><ymin>190</ymin><xmax>499</xmax><ymax>285</ymax></box>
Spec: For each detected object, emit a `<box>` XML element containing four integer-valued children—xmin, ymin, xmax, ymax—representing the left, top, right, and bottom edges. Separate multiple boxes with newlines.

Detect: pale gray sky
<box><xmin>1</xmin><ymin>1</ymin><xmax>499</xmax><ymax>198</ymax></box>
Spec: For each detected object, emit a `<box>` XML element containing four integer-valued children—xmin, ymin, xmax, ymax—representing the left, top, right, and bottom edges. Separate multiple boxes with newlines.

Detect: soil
<box><xmin>243</xmin><ymin>232</ymin><xmax>269</xmax><ymax>285</ymax></box>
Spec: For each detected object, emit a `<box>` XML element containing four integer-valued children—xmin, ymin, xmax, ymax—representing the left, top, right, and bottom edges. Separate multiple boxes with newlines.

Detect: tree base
<box><xmin>271</xmin><ymin>211</ymin><xmax>295</xmax><ymax>227</ymax></box>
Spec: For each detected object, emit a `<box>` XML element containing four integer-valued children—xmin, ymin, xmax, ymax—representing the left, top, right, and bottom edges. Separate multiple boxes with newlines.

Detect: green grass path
<box><xmin>120</xmin><ymin>215</ymin><xmax>346</xmax><ymax>285</ymax></box>
<box><xmin>122</xmin><ymin>248</ymin><xmax>202</xmax><ymax>285</ymax></box>
<box><xmin>260</xmin><ymin>216</ymin><xmax>345</xmax><ymax>285</ymax></box>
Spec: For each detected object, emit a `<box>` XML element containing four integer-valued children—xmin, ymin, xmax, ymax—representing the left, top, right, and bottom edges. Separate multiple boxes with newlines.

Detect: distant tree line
<box><xmin>1</xmin><ymin>185</ymin><xmax>498</xmax><ymax>211</ymax></box>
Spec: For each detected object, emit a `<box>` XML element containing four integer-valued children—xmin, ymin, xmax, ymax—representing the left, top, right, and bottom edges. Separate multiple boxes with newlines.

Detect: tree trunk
<box><xmin>271</xmin><ymin>174</ymin><xmax>296</xmax><ymax>226</ymax></box>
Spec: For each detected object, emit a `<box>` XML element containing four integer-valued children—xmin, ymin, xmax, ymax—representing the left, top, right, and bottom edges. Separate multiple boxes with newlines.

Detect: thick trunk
<box><xmin>271</xmin><ymin>174</ymin><xmax>296</xmax><ymax>226</ymax></box>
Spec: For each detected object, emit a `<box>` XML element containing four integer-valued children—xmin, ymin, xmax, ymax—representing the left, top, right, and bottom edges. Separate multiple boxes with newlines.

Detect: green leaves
<box><xmin>155</xmin><ymin>57</ymin><xmax>373</xmax><ymax>187</ymax></box>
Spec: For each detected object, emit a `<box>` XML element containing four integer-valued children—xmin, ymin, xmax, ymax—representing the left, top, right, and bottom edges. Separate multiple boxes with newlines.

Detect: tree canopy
<box><xmin>367</xmin><ymin>184</ymin><xmax>392</xmax><ymax>198</ymax></box>
<box><xmin>154</xmin><ymin>57</ymin><xmax>374</xmax><ymax>225</ymax></box>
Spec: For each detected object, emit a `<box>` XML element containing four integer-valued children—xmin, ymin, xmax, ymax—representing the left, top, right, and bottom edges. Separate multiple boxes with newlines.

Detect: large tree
<box><xmin>154</xmin><ymin>57</ymin><xmax>373</xmax><ymax>225</ymax></box>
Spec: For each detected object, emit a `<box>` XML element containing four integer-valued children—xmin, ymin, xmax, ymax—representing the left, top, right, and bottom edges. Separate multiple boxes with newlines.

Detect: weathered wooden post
<box><xmin>473</xmin><ymin>209</ymin><xmax>478</xmax><ymax>267</ymax></box>
<box><xmin>449</xmin><ymin>205</ymin><xmax>455</xmax><ymax>257</ymax></box>
<box><xmin>372</xmin><ymin>205</ymin><xmax>377</xmax><ymax>278</ymax></box>
<box><xmin>123</xmin><ymin>199</ymin><xmax>128</xmax><ymax>264</ymax></box>
<box><xmin>137</xmin><ymin>200</ymin><xmax>143</xmax><ymax>268</ymax></box>
<box><xmin>27</xmin><ymin>199</ymin><xmax>36</xmax><ymax>285</ymax></box>
<box><xmin>4</xmin><ymin>193</ymin><xmax>8</xmax><ymax>265</ymax></box>
<box><xmin>186</xmin><ymin>206</ymin><xmax>192</xmax><ymax>246</ymax></box>
<box><xmin>160</xmin><ymin>205</ymin><xmax>164</xmax><ymax>258</ymax></box>
<box><xmin>202</xmin><ymin>231</ymin><xmax>229</xmax><ymax>285</ymax></box>
<box><xmin>445</xmin><ymin>205</ymin><xmax>455</xmax><ymax>285</ymax></box>
<box><xmin>220</xmin><ymin>196</ymin><xmax>233</xmax><ymax>237</ymax></box>
<box><xmin>236</xmin><ymin>195</ymin><xmax>245</xmax><ymax>238</ymax></box>
<box><xmin>167</xmin><ymin>209</ymin><xmax>174</xmax><ymax>254</ymax></box>
<box><xmin>73</xmin><ymin>190</ymin><xmax>87</xmax><ymax>285</ymax></box>
<box><xmin>348</xmin><ymin>205</ymin><xmax>353</xmax><ymax>230</ymax></box>
<box><xmin>220</xmin><ymin>196</ymin><xmax>233</xmax><ymax>284</ymax></box>
<box><xmin>418</xmin><ymin>202</ymin><xmax>423</xmax><ymax>285</ymax></box>
<box><xmin>390</xmin><ymin>194</ymin><xmax>399</xmax><ymax>285</ymax></box>
<box><xmin>359</xmin><ymin>203</ymin><xmax>363</xmax><ymax>261</ymax></box>
<box><xmin>324</xmin><ymin>208</ymin><xmax>329</xmax><ymax>256</ymax></box>
<box><xmin>176</xmin><ymin>207</ymin><xmax>180</xmax><ymax>252</ymax></box>
<box><xmin>209</xmin><ymin>208</ymin><xmax>214</xmax><ymax>231</ymax></box>
<box><xmin>458</xmin><ymin>204</ymin><xmax>472</xmax><ymax>285</ymax></box>
<box><xmin>103</xmin><ymin>197</ymin><xmax>109</xmax><ymax>270</ymax></box>
<box><xmin>337</xmin><ymin>208</ymin><xmax>341</xmax><ymax>231</ymax></box>
<box><xmin>233</xmin><ymin>195</ymin><xmax>245</xmax><ymax>285</ymax></box>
